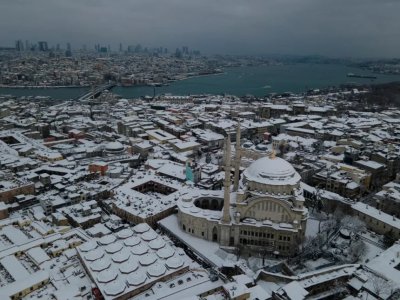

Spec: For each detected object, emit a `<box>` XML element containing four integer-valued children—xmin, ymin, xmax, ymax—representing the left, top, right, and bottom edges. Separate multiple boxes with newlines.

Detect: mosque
<box><xmin>177</xmin><ymin>124</ymin><xmax>308</xmax><ymax>256</ymax></box>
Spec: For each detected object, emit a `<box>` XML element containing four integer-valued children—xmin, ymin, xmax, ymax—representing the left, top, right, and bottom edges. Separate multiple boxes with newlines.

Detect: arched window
<box><xmin>212</xmin><ymin>227</ymin><xmax>218</xmax><ymax>242</ymax></box>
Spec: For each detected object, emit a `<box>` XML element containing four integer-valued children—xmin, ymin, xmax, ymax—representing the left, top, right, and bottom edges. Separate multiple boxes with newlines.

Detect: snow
<box><xmin>26</xmin><ymin>247</ymin><xmax>50</xmax><ymax>265</ymax></box>
<box><xmin>352</xmin><ymin>202</ymin><xmax>400</xmax><ymax>230</ymax></box>
<box><xmin>98</xmin><ymin>234</ymin><xmax>116</xmax><ymax>245</ymax></box>
<box><xmin>116</xmin><ymin>228</ymin><xmax>134</xmax><ymax>239</ymax></box>
<box><xmin>124</xmin><ymin>236</ymin><xmax>142</xmax><ymax>247</ymax></box>
<box><xmin>157</xmin><ymin>246</ymin><xmax>175</xmax><ymax>259</ymax></box>
<box><xmin>112</xmin><ymin>248</ymin><xmax>131</xmax><ymax>263</ymax></box>
<box><xmin>148</xmin><ymin>263</ymin><xmax>167</xmax><ymax>277</ymax></box>
<box><xmin>159</xmin><ymin>215</ymin><xmax>231</xmax><ymax>268</ymax></box>
<box><xmin>97</xmin><ymin>268</ymin><xmax>118</xmax><ymax>283</ymax></box>
<box><xmin>305</xmin><ymin>218</ymin><xmax>320</xmax><ymax>237</ymax></box>
<box><xmin>281</xmin><ymin>281</ymin><xmax>309</xmax><ymax>300</ymax></box>
<box><xmin>149</xmin><ymin>238</ymin><xmax>166</xmax><ymax>250</ymax></box>
<box><xmin>142</xmin><ymin>230</ymin><xmax>158</xmax><ymax>241</ymax></box>
<box><xmin>243</xmin><ymin>156</ymin><xmax>301</xmax><ymax>186</ymax></box>
<box><xmin>90</xmin><ymin>258</ymin><xmax>111</xmax><ymax>272</ymax></box>
<box><xmin>134</xmin><ymin>223</ymin><xmax>151</xmax><ymax>233</ymax></box>
<box><xmin>119</xmin><ymin>257</ymin><xmax>139</xmax><ymax>274</ymax></box>
<box><xmin>77</xmin><ymin>224</ymin><xmax>191</xmax><ymax>300</ymax></box>
<box><xmin>365</xmin><ymin>243</ymin><xmax>400</xmax><ymax>287</ymax></box>
<box><xmin>0</xmin><ymin>255</ymin><xmax>30</xmax><ymax>281</ymax></box>
<box><xmin>166</xmin><ymin>256</ymin><xmax>184</xmax><ymax>269</ymax></box>
<box><xmin>131</xmin><ymin>243</ymin><xmax>149</xmax><ymax>255</ymax></box>
<box><xmin>355</xmin><ymin>160</ymin><xmax>385</xmax><ymax>170</ymax></box>
<box><xmin>0</xmin><ymin>270</ymin><xmax>49</xmax><ymax>299</ymax></box>
<box><xmin>127</xmin><ymin>272</ymin><xmax>147</xmax><ymax>286</ymax></box>
<box><xmin>105</xmin><ymin>242</ymin><xmax>123</xmax><ymax>254</ymax></box>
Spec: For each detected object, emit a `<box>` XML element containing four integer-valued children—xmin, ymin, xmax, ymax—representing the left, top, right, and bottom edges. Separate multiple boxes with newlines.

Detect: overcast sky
<box><xmin>1</xmin><ymin>0</ymin><xmax>399</xmax><ymax>57</ymax></box>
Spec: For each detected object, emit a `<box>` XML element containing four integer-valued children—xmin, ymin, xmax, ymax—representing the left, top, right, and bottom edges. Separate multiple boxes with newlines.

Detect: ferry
<box><xmin>347</xmin><ymin>73</ymin><xmax>377</xmax><ymax>79</ymax></box>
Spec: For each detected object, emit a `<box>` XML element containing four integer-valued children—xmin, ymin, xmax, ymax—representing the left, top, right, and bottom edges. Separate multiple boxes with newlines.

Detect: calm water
<box><xmin>1</xmin><ymin>64</ymin><xmax>399</xmax><ymax>100</ymax></box>
<box><xmin>0</xmin><ymin>87</ymin><xmax>88</xmax><ymax>99</ymax></box>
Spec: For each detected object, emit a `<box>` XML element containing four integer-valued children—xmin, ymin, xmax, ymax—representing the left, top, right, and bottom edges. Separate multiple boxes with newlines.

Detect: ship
<box><xmin>347</xmin><ymin>73</ymin><xmax>377</xmax><ymax>79</ymax></box>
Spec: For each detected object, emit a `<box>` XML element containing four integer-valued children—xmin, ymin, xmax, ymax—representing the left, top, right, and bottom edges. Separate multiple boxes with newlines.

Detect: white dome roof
<box><xmin>105</xmin><ymin>141</ymin><xmax>124</xmax><ymax>152</ymax></box>
<box><xmin>243</xmin><ymin>156</ymin><xmax>301</xmax><ymax>186</ymax></box>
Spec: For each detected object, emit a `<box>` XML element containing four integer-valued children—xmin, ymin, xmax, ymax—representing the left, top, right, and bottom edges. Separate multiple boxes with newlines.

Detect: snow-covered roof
<box><xmin>243</xmin><ymin>156</ymin><xmax>301</xmax><ymax>186</ymax></box>
<box><xmin>77</xmin><ymin>224</ymin><xmax>190</xmax><ymax>300</ymax></box>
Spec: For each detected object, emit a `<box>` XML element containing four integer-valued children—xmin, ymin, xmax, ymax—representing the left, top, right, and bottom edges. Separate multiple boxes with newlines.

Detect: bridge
<box><xmin>75</xmin><ymin>83</ymin><xmax>116</xmax><ymax>101</ymax></box>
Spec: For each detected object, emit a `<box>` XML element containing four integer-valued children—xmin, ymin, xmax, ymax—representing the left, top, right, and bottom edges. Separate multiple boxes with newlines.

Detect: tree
<box><xmin>347</xmin><ymin>240</ymin><xmax>366</xmax><ymax>262</ymax></box>
<box><xmin>368</xmin><ymin>274</ymin><xmax>395</xmax><ymax>298</ymax></box>
<box><xmin>302</xmin><ymin>233</ymin><xmax>325</xmax><ymax>259</ymax></box>
<box><xmin>383</xmin><ymin>230</ymin><xmax>396</xmax><ymax>248</ymax></box>
<box><xmin>311</xmin><ymin>187</ymin><xmax>323</xmax><ymax>213</ymax></box>
<box><xmin>321</xmin><ymin>218</ymin><xmax>338</xmax><ymax>238</ymax></box>
<box><xmin>278</xmin><ymin>142</ymin><xmax>287</xmax><ymax>156</ymax></box>
<box><xmin>340</xmin><ymin>215</ymin><xmax>366</xmax><ymax>236</ymax></box>
<box><xmin>333</xmin><ymin>208</ymin><xmax>345</xmax><ymax>230</ymax></box>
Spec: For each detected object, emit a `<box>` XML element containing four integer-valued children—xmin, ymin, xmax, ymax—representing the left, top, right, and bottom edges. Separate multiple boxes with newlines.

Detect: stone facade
<box><xmin>177</xmin><ymin>127</ymin><xmax>308</xmax><ymax>257</ymax></box>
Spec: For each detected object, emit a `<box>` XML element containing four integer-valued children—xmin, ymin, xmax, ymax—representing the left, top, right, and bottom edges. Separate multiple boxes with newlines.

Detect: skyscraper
<box><xmin>38</xmin><ymin>41</ymin><xmax>48</xmax><ymax>51</ymax></box>
<box><xmin>15</xmin><ymin>40</ymin><xmax>24</xmax><ymax>51</ymax></box>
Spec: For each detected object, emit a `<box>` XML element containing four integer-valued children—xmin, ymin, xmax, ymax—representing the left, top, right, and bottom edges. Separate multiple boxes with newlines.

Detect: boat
<box><xmin>347</xmin><ymin>73</ymin><xmax>377</xmax><ymax>79</ymax></box>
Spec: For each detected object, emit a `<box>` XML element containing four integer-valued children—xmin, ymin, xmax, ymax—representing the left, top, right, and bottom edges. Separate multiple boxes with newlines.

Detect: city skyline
<box><xmin>1</xmin><ymin>0</ymin><xmax>400</xmax><ymax>58</ymax></box>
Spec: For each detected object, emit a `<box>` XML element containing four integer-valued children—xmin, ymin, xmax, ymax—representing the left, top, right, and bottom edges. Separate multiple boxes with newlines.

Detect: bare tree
<box><xmin>321</xmin><ymin>218</ymin><xmax>338</xmax><ymax>238</ymax></box>
<box><xmin>302</xmin><ymin>233</ymin><xmax>325</xmax><ymax>259</ymax></box>
<box><xmin>368</xmin><ymin>274</ymin><xmax>395</xmax><ymax>298</ymax></box>
<box><xmin>340</xmin><ymin>215</ymin><xmax>366</xmax><ymax>236</ymax></box>
<box><xmin>333</xmin><ymin>208</ymin><xmax>345</xmax><ymax>229</ymax></box>
<box><xmin>347</xmin><ymin>240</ymin><xmax>366</xmax><ymax>262</ymax></box>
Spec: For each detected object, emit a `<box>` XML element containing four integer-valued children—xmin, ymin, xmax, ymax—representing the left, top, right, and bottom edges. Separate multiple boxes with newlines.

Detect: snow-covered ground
<box><xmin>306</xmin><ymin>217</ymin><xmax>322</xmax><ymax>237</ymax></box>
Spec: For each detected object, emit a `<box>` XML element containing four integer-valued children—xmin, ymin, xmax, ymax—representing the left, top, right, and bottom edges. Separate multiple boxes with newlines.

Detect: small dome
<box><xmin>85</xmin><ymin>249</ymin><xmax>104</xmax><ymax>261</ymax></box>
<box><xmin>97</xmin><ymin>269</ymin><xmax>118</xmax><ymax>283</ymax></box>
<box><xmin>104</xmin><ymin>280</ymin><xmax>125</xmax><ymax>296</ymax></box>
<box><xmin>98</xmin><ymin>235</ymin><xmax>116</xmax><ymax>246</ymax></box>
<box><xmin>243</xmin><ymin>156</ymin><xmax>301</xmax><ymax>186</ymax></box>
<box><xmin>79</xmin><ymin>241</ymin><xmax>97</xmax><ymax>252</ymax></box>
<box><xmin>127</xmin><ymin>273</ymin><xmax>147</xmax><ymax>286</ymax></box>
<box><xmin>140</xmin><ymin>253</ymin><xmax>157</xmax><ymax>266</ymax></box>
<box><xmin>156</xmin><ymin>247</ymin><xmax>175</xmax><ymax>259</ymax></box>
<box><xmin>90</xmin><ymin>258</ymin><xmax>111</xmax><ymax>272</ymax></box>
<box><xmin>133</xmin><ymin>223</ymin><xmax>150</xmax><ymax>233</ymax></box>
<box><xmin>116</xmin><ymin>229</ymin><xmax>134</xmax><ymax>239</ymax></box>
<box><xmin>119</xmin><ymin>257</ymin><xmax>139</xmax><ymax>274</ymax></box>
<box><xmin>148</xmin><ymin>263</ymin><xmax>166</xmax><ymax>277</ymax></box>
<box><xmin>166</xmin><ymin>256</ymin><xmax>184</xmax><ymax>269</ymax></box>
<box><xmin>105</xmin><ymin>141</ymin><xmax>125</xmax><ymax>152</ymax></box>
<box><xmin>124</xmin><ymin>236</ymin><xmax>141</xmax><ymax>247</ymax></box>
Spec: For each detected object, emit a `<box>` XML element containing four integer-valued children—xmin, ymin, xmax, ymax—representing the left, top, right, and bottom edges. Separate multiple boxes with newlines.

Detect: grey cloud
<box><xmin>0</xmin><ymin>0</ymin><xmax>399</xmax><ymax>57</ymax></box>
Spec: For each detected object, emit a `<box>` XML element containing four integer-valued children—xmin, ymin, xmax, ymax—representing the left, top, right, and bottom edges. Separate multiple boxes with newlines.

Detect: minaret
<box><xmin>222</xmin><ymin>134</ymin><xmax>231</xmax><ymax>223</ymax></box>
<box><xmin>233</xmin><ymin>122</ymin><xmax>241</xmax><ymax>191</ymax></box>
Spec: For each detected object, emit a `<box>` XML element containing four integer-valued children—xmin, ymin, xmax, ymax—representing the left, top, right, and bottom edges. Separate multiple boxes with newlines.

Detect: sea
<box><xmin>0</xmin><ymin>63</ymin><xmax>399</xmax><ymax>100</ymax></box>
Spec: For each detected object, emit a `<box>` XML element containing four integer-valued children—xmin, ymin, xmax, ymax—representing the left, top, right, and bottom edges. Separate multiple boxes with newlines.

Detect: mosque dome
<box><xmin>243</xmin><ymin>155</ymin><xmax>301</xmax><ymax>186</ymax></box>
<box><xmin>105</xmin><ymin>141</ymin><xmax>125</xmax><ymax>152</ymax></box>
